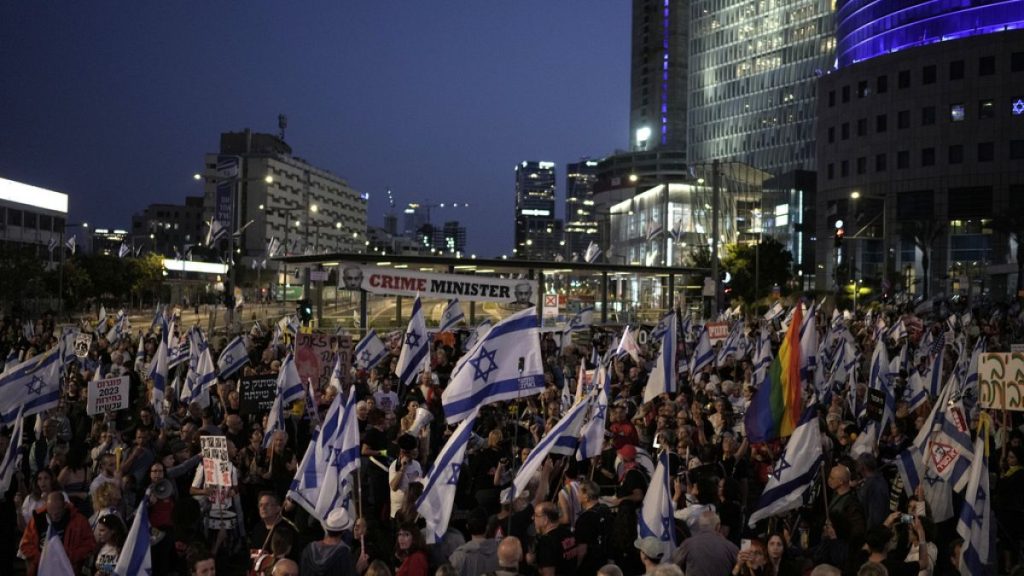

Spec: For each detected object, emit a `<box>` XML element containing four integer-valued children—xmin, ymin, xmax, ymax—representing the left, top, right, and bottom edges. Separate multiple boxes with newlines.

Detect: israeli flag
<box><xmin>182</xmin><ymin>330</ymin><xmax>216</xmax><ymax>407</ymax></box>
<box><xmin>396</xmin><ymin>296</ymin><xmax>430</xmax><ymax>390</ymax></box>
<box><xmin>114</xmin><ymin>500</ymin><xmax>152</xmax><ymax>576</ymax></box>
<box><xmin>277</xmin><ymin>353</ymin><xmax>304</xmax><ymax>405</ymax></box>
<box><xmin>584</xmin><ymin>241</ymin><xmax>602</xmax><ymax>264</ymax></box>
<box><xmin>747</xmin><ymin>409</ymin><xmax>823</xmax><ymax>526</ymax></box>
<box><xmin>895</xmin><ymin>375</ymin><xmax>956</xmax><ymax>522</ymax></box>
<box><xmin>417</xmin><ymin>408</ymin><xmax>478</xmax><ymax>543</ymax></box>
<box><xmin>638</xmin><ymin>450</ymin><xmax>676</xmax><ymax>560</ymax></box>
<box><xmin>217</xmin><ymin>336</ymin><xmax>250</xmax><ymax>379</ymax></box>
<box><xmin>926</xmin><ymin>344</ymin><xmax>944</xmax><ymax>398</ymax></box>
<box><xmin>47</xmin><ymin>237</ymin><xmax>58</xmax><ymax>253</ymax></box>
<box><xmin>118</xmin><ymin>243</ymin><xmax>131</xmax><ymax>259</ymax></box>
<box><xmin>463</xmin><ymin>319</ymin><xmax>493</xmax><ymax>352</ymax></box>
<box><xmin>39</xmin><ymin>524</ymin><xmax>75</xmax><ymax>575</ymax></box>
<box><xmin>314</xmin><ymin>389</ymin><xmax>361</xmax><ymax>518</ymax></box>
<box><xmin>65</xmin><ymin>235</ymin><xmax>77</xmax><ymax>254</ymax></box>
<box><xmin>868</xmin><ymin>339</ymin><xmax>894</xmax><ymax>434</ymax></box>
<box><xmin>566</xmin><ymin>306</ymin><xmax>594</xmax><ymax>333</ymax></box>
<box><xmin>716</xmin><ymin>320</ymin><xmax>743</xmax><ymax>366</ymax></box>
<box><xmin>645</xmin><ymin>218</ymin><xmax>663</xmax><ymax>243</ymax></box>
<box><xmin>354</xmin><ymin>328</ymin><xmax>388</xmax><ymax>371</ymax></box>
<box><xmin>438</xmin><ymin>299</ymin><xmax>466</xmax><ymax>333</ymax></box>
<box><xmin>688</xmin><ymin>326</ymin><xmax>714</xmax><ymax>375</ymax></box>
<box><xmin>752</xmin><ymin>326</ymin><xmax>773</xmax><ymax>383</ymax></box>
<box><xmin>204</xmin><ymin>219</ymin><xmax>227</xmax><ymax>247</ymax></box>
<box><xmin>262</xmin><ymin>388</ymin><xmax>287</xmax><ymax>448</ymax></box>
<box><xmin>644</xmin><ymin>314</ymin><xmax>677</xmax><ymax>404</ymax></box>
<box><xmin>327</xmin><ymin>354</ymin><xmax>345</xmax><ymax>392</ymax></box>
<box><xmin>956</xmin><ymin>420</ymin><xmax>993</xmax><ymax>575</ymax></box>
<box><xmin>288</xmin><ymin>389</ymin><xmax>345</xmax><ymax>517</ymax></box>
<box><xmin>0</xmin><ymin>406</ymin><xmax>24</xmax><ymax>493</ymax></box>
<box><xmin>168</xmin><ymin>338</ymin><xmax>190</xmax><ymax>369</ymax></box>
<box><xmin>577</xmin><ymin>365</ymin><xmax>610</xmax><ymax>461</ymax></box>
<box><xmin>106</xmin><ymin>311</ymin><xmax>127</xmax><ymax>343</ymax></box>
<box><xmin>615</xmin><ymin>326</ymin><xmax>641</xmax><ymax>363</ymax></box>
<box><xmin>650</xmin><ymin>311</ymin><xmax>674</xmax><ymax>342</ymax></box>
<box><xmin>906</xmin><ymin>369</ymin><xmax>929</xmax><ymax>412</ymax></box>
<box><xmin>509</xmin><ymin>389</ymin><xmax>594</xmax><ymax>499</ymax></box>
<box><xmin>0</xmin><ymin>347</ymin><xmax>62</xmax><ymax>426</ymax></box>
<box><xmin>148</xmin><ymin>321</ymin><xmax>170</xmax><ymax>422</ymax></box>
<box><xmin>442</xmin><ymin>308</ymin><xmax>545</xmax><ymax>424</ymax></box>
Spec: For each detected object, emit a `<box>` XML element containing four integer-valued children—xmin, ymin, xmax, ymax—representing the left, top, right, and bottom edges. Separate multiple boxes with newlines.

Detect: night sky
<box><xmin>0</xmin><ymin>2</ymin><xmax>630</xmax><ymax>257</ymax></box>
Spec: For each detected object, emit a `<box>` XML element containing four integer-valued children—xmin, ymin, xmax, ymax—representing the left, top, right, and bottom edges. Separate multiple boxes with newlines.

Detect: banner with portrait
<box><xmin>337</xmin><ymin>263</ymin><xmax>538</xmax><ymax>305</ymax></box>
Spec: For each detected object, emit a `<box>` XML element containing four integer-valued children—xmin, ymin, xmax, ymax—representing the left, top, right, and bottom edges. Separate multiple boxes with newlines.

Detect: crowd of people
<box><xmin>0</xmin><ymin>297</ymin><xmax>1022</xmax><ymax>576</ymax></box>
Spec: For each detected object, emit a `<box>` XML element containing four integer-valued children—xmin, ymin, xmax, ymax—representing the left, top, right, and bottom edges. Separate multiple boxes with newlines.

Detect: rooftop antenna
<box><xmin>278</xmin><ymin>114</ymin><xmax>288</xmax><ymax>141</ymax></box>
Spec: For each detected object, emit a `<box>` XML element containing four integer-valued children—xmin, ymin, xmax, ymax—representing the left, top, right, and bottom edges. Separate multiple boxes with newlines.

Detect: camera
<box><xmin>900</xmin><ymin>513</ymin><xmax>914</xmax><ymax>524</ymax></box>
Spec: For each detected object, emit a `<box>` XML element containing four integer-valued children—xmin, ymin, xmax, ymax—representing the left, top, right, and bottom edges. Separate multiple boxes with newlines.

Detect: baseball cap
<box><xmin>618</xmin><ymin>444</ymin><xmax>637</xmax><ymax>460</ymax></box>
<box><xmin>634</xmin><ymin>536</ymin><xmax>666</xmax><ymax>561</ymax></box>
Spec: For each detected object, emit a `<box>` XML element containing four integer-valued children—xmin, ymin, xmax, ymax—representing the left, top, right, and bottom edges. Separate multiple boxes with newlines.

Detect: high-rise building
<box><xmin>514</xmin><ymin>161</ymin><xmax>562</xmax><ymax>260</ymax></box>
<box><xmin>564</xmin><ymin>160</ymin><xmax>599</xmax><ymax>261</ymax></box>
<box><xmin>815</xmin><ymin>5</ymin><xmax>1024</xmax><ymax>300</ymax></box>
<box><xmin>630</xmin><ymin>0</ymin><xmax>690</xmax><ymax>152</ymax></box>
<box><xmin>91</xmin><ymin>228</ymin><xmax>129</xmax><ymax>257</ymax></box>
<box><xmin>199</xmin><ymin>130</ymin><xmax>367</xmax><ymax>265</ymax></box>
<box><xmin>687</xmin><ymin>0</ymin><xmax>835</xmax><ymax>175</ymax></box>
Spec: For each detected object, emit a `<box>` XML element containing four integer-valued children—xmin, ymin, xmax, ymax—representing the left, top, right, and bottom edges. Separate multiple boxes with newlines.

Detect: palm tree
<box><xmin>901</xmin><ymin>220</ymin><xmax>945</xmax><ymax>299</ymax></box>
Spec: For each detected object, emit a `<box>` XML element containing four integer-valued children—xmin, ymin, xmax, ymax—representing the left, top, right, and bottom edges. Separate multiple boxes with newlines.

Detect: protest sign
<box><xmin>979</xmin><ymin>352</ymin><xmax>1024</xmax><ymax>411</ymax></box>
<box><xmin>295</xmin><ymin>332</ymin><xmax>352</xmax><ymax>389</ymax></box>
<box><xmin>201</xmin><ymin>435</ymin><xmax>233</xmax><ymax>487</ymax></box>
<box><xmin>239</xmin><ymin>374</ymin><xmax>277</xmax><ymax>416</ymax></box>
<box><xmin>74</xmin><ymin>333</ymin><xmax>92</xmax><ymax>358</ymax></box>
<box><xmin>87</xmin><ymin>375</ymin><xmax>129</xmax><ymax>415</ymax></box>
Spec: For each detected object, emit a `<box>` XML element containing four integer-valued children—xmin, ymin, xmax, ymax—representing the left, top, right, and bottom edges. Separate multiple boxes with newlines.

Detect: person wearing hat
<box><xmin>635</xmin><ymin>536</ymin><xmax>667</xmax><ymax>575</ymax></box>
<box><xmin>389</xmin><ymin>434</ymin><xmax>422</xmax><ymax>519</ymax></box>
<box><xmin>300</xmin><ymin>507</ymin><xmax>358</xmax><ymax>576</ymax></box>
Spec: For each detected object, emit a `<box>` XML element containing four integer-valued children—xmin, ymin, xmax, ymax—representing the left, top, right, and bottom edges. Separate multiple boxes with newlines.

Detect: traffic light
<box><xmin>834</xmin><ymin>226</ymin><xmax>845</xmax><ymax>248</ymax></box>
<box><xmin>297</xmin><ymin>299</ymin><xmax>313</xmax><ymax>324</ymax></box>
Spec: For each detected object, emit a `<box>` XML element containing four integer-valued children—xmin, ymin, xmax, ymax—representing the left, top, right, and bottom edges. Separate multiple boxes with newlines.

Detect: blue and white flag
<box><xmin>615</xmin><ymin>326</ymin><xmax>641</xmax><ymax>363</ymax></box>
<box><xmin>752</xmin><ymin>326</ymin><xmax>773</xmax><ymax>383</ymax></box>
<box><xmin>396</xmin><ymin>296</ymin><xmax>430</xmax><ymax>389</ymax></box>
<box><xmin>566</xmin><ymin>306</ymin><xmax>594</xmax><ymax>333</ymax></box>
<box><xmin>638</xmin><ymin>450</ymin><xmax>676</xmax><ymax>560</ymax></box>
<box><xmin>114</xmin><ymin>500</ymin><xmax>152</xmax><ymax>576</ymax></box>
<box><xmin>168</xmin><ymin>338</ymin><xmax>190</xmax><ymax>370</ymax></box>
<box><xmin>0</xmin><ymin>405</ymin><xmax>24</xmax><ymax>493</ymax></box>
<box><xmin>747</xmin><ymin>409</ymin><xmax>823</xmax><ymax>526</ymax></box>
<box><xmin>442</xmin><ymin>308</ymin><xmax>545</xmax><ymax>424</ymax></box>
<box><xmin>182</xmin><ymin>330</ymin><xmax>216</xmax><ymax>407</ymax></box>
<box><xmin>926</xmin><ymin>343</ymin><xmax>944</xmax><ymax>398</ymax></box>
<box><xmin>934</xmin><ymin>400</ymin><xmax>974</xmax><ymax>491</ymax></box>
<box><xmin>688</xmin><ymin>326</ymin><xmax>714</xmax><ymax>375</ymax></box>
<box><xmin>763</xmin><ymin>301</ymin><xmax>785</xmax><ymax>322</ymax></box>
<box><xmin>148</xmin><ymin>322</ymin><xmax>169</xmax><ymax>422</ymax></box>
<box><xmin>204</xmin><ymin>218</ymin><xmax>227</xmax><ymax>247</ymax></box>
<box><xmin>906</xmin><ymin>369</ymin><xmax>929</xmax><ymax>412</ymax></box>
<box><xmin>438</xmin><ymin>299</ymin><xmax>465</xmax><ymax>333</ymax></box>
<box><xmin>584</xmin><ymin>241</ymin><xmax>602</xmax><ymax>264</ymax></box>
<box><xmin>509</xmin><ymin>389</ymin><xmax>594</xmax><ymax>500</ymax></box>
<box><xmin>106</xmin><ymin>310</ymin><xmax>128</xmax><ymax>343</ymax></box>
<box><xmin>327</xmin><ymin>354</ymin><xmax>344</xmax><ymax>392</ymax></box>
<box><xmin>277</xmin><ymin>353</ymin><xmax>305</xmax><ymax>405</ymax></box>
<box><xmin>650</xmin><ymin>311</ymin><xmax>674</xmax><ymax>342</ymax></box>
<box><xmin>217</xmin><ymin>336</ymin><xmax>249</xmax><ymax>379</ymax></box>
<box><xmin>417</xmin><ymin>408</ymin><xmax>478</xmax><ymax>543</ymax></box>
<box><xmin>895</xmin><ymin>375</ymin><xmax>957</xmax><ymax>521</ymax></box>
<box><xmin>118</xmin><ymin>243</ymin><xmax>131</xmax><ymax>259</ymax></box>
<box><xmin>97</xmin><ymin>305</ymin><xmax>107</xmax><ymax>330</ymax></box>
<box><xmin>354</xmin><ymin>329</ymin><xmax>388</xmax><ymax>371</ymax></box>
<box><xmin>314</xmin><ymin>389</ymin><xmax>361</xmax><ymax>518</ymax></box>
<box><xmin>65</xmin><ymin>235</ymin><xmax>77</xmax><ymax>255</ymax></box>
<box><xmin>645</xmin><ymin>218</ymin><xmax>663</xmax><ymax>243</ymax></box>
<box><xmin>716</xmin><ymin>320</ymin><xmax>744</xmax><ymax>366</ymax></box>
<box><xmin>288</xmin><ymin>389</ymin><xmax>345</xmax><ymax>517</ymax></box>
<box><xmin>0</xmin><ymin>347</ymin><xmax>62</xmax><ymax>425</ymax></box>
<box><xmin>644</xmin><ymin>314</ymin><xmax>677</xmax><ymax>404</ymax></box>
<box><xmin>39</xmin><ymin>525</ymin><xmax>75</xmax><ymax>575</ymax></box>
<box><xmin>669</xmin><ymin>217</ymin><xmax>684</xmax><ymax>243</ymax></box>
<box><xmin>956</xmin><ymin>419</ymin><xmax>993</xmax><ymax>575</ymax></box>
<box><xmin>262</xmin><ymin>390</ymin><xmax>286</xmax><ymax>448</ymax></box>
<box><xmin>577</xmin><ymin>365</ymin><xmax>610</xmax><ymax>461</ymax></box>
<box><xmin>463</xmin><ymin>319</ymin><xmax>493</xmax><ymax>352</ymax></box>
<box><xmin>868</xmin><ymin>339</ymin><xmax>894</xmax><ymax>434</ymax></box>
<box><xmin>47</xmin><ymin>237</ymin><xmax>58</xmax><ymax>253</ymax></box>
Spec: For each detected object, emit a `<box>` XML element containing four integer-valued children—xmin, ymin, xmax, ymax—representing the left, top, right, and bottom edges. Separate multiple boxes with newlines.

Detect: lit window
<box><xmin>950</xmin><ymin>104</ymin><xmax>965</xmax><ymax>122</ymax></box>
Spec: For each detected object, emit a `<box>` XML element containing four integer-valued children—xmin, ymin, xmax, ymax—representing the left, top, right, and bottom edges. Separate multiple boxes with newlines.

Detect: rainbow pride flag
<box><xmin>745</xmin><ymin>304</ymin><xmax>803</xmax><ymax>442</ymax></box>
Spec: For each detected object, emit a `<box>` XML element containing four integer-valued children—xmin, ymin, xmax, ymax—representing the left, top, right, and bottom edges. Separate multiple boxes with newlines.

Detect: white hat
<box><xmin>324</xmin><ymin>508</ymin><xmax>353</xmax><ymax>532</ymax></box>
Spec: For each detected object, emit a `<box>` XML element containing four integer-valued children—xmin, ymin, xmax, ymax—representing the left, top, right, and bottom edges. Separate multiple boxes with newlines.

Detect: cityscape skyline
<box><xmin>0</xmin><ymin>2</ymin><xmax>631</xmax><ymax>257</ymax></box>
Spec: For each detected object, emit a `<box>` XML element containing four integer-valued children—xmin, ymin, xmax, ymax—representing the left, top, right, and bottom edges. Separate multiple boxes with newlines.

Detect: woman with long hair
<box><xmin>17</xmin><ymin>468</ymin><xmax>61</xmax><ymax>530</ymax></box>
<box><xmin>394</xmin><ymin>523</ymin><xmax>429</xmax><ymax>576</ymax></box>
<box><xmin>764</xmin><ymin>532</ymin><xmax>801</xmax><ymax>576</ymax></box>
<box><xmin>92</xmin><ymin>513</ymin><xmax>128</xmax><ymax>575</ymax></box>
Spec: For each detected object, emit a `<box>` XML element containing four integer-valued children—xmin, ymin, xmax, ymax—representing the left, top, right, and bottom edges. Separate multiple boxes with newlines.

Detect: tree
<box><xmin>0</xmin><ymin>245</ymin><xmax>48</xmax><ymax>312</ymax></box>
<box><xmin>129</xmin><ymin>253</ymin><xmax>165</xmax><ymax>306</ymax></box>
<box><xmin>721</xmin><ymin>238</ymin><xmax>794</xmax><ymax>303</ymax></box>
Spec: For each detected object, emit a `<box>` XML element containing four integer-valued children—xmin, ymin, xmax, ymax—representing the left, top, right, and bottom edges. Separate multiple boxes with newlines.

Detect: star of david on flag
<box><xmin>748</xmin><ymin>408</ymin><xmax>823</xmax><ymax>527</ymax></box>
<box><xmin>418</xmin><ymin>409</ymin><xmax>478</xmax><ymax>543</ymax></box>
<box><xmin>396</xmin><ymin>296</ymin><xmax>429</xmax><ymax>389</ymax></box>
<box><xmin>469</xmin><ymin>346</ymin><xmax>499</xmax><ymax>383</ymax></box>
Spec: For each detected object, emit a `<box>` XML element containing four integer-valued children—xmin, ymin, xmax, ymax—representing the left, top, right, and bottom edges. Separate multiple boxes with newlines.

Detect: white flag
<box><xmin>956</xmin><ymin>421</ymin><xmax>993</xmax><ymax>574</ymax></box>
<box><xmin>509</xmin><ymin>390</ymin><xmax>594</xmax><ymax>500</ymax></box>
<box><xmin>314</xmin><ymin>389</ymin><xmax>361</xmax><ymax>518</ymax></box>
<box><xmin>644</xmin><ymin>314</ymin><xmax>677</xmax><ymax>404</ymax></box>
<box><xmin>114</xmin><ymin>500</ymin><xmax>152</xmax><ymax>576</ymax></box>
<box><xmin>577</xmin><ymin>365</ymin><xmax>609</xmax><ymax>461</ymax></box>
<box><xmin>38</xmin><ymin>527</ymin><xmax>75</xmax><ymax>575</ymax></box>
<box><xmin>0</xmin><ymin>347</ymin><xmax>62</xmax><ymax>426</ymax></box>
<box><xmin>354</xmin><ymin>329</ymin><xmax>388</xmax><ymax>371</ymax></box>
<box><xmin>288</xmin><ymin>389</ymin><xmax>345</xmax><ymax>517</ymax></box>
<box><xmin>0</xmin><ymin>405</ymin><xmax>25</xmax><ymax>493</ymax></box>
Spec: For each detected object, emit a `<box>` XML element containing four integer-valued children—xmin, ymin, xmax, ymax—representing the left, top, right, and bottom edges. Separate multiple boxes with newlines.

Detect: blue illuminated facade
<box><xmin>837</xmin><ymin>0</ymin><xmax>1024</xmax><ymax>68</ymax></box>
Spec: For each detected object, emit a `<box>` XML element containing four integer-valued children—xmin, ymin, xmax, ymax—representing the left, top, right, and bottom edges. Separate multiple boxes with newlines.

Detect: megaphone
<box><xmin>408</xmin><ymin>407</ymin><xmax>433</xmax><ymax>435</ymax></box>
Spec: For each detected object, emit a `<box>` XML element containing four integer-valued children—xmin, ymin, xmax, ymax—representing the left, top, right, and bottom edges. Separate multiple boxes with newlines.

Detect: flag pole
<box><xmin>820</xmin><ymin>461</ymin><xmax>831</xmax><ymax>523</ymax></box>
<box><xmin>509</xmin><ymin>355</ymin><xmax>525</xmax><ymax>536</ymax></box>
<box><xmin>356</xmin><ymin>466</ymin><xmax>363</xmax><ymax>520</ymax></box>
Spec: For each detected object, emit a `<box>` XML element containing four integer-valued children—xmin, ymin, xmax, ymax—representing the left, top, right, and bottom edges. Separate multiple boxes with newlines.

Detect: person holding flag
<box><xmin>19</xmin><ymin>492</ymin><xmax>96</xmax><ymax>576</ymax></box>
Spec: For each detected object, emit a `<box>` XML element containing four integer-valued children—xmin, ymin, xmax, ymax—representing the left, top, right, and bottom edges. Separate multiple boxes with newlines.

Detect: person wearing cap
<box><xmin>300</xmin><ymin>507</ymin><xmax>357</xmax><ymax>576</ymax></box>
<box><xmin>389</xmin><ymin>434</ymin><xmax>423</xmax><ymax>519</ymax></box>
<box><xmin>635</xmin><ymin>536</ymin><xmax>667</xmax><ymax>575</ymax></box>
